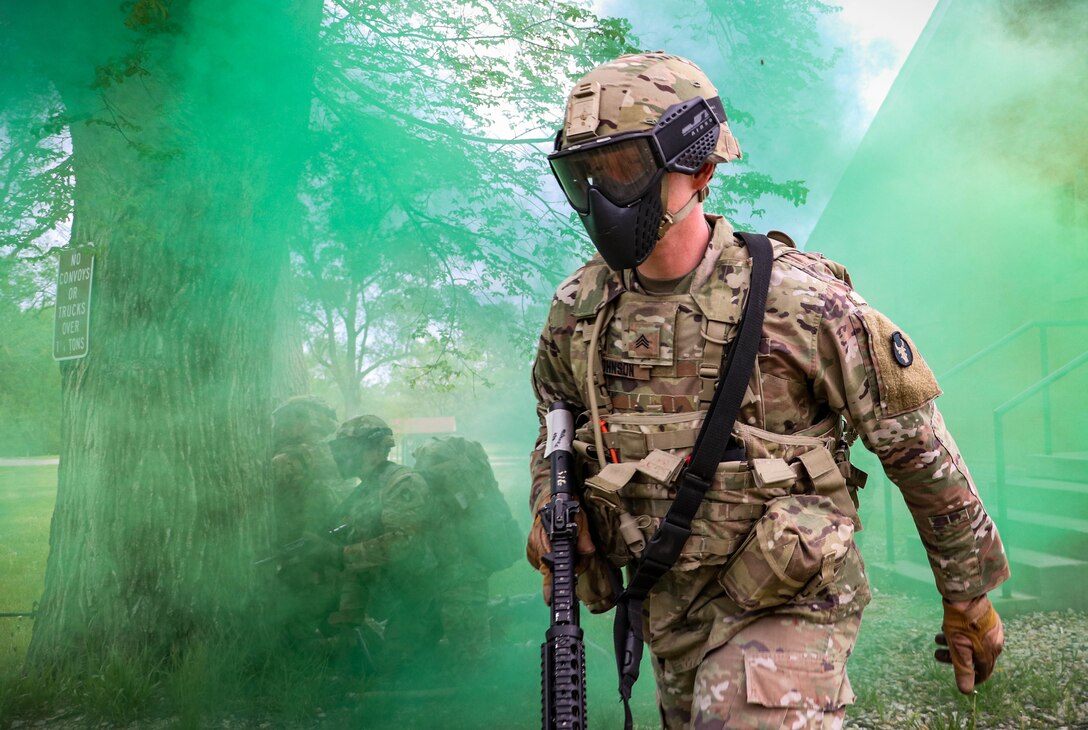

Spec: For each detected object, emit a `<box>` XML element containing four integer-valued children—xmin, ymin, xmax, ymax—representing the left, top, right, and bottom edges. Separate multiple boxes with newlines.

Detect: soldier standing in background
<box><xmin>526</xmin><ymin>52</ymin><xmax>1008</xmax><ymax>728</ymax></box>
<box><xmin>413</xmin><ymin>436</ymin><xmax>524</xmax><ymax>665</ymax></box>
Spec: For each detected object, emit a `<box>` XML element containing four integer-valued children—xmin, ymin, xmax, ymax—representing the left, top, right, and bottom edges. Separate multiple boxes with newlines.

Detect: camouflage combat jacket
<box><xmin>529</xmin><ymin>215</ymin><xmax>1010</xmax><ymax>671</ymax></box>
<box><xmin>272</xmin><ymin>440</ymin><xmax>345</xmax><ymax>545</ymax></box>
<box><xmin>335</xmin><ymin>460</ymin><xmax>439</xmax><ymax>588</ymax></box>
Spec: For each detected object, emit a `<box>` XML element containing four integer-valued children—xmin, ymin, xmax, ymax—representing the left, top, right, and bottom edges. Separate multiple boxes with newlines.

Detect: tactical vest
<box><xmin>567</xmin><ymin>235</ymin><xmax>863</xmax><ymax>575</ymax></box>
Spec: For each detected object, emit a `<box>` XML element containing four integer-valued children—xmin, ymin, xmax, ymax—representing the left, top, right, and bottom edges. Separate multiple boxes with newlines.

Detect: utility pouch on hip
<box><xmin>718</xmin><ymin>494</ymin><xmax>854</xmax><ymax>612</ymax></box>
<box><xmin>798</xmin><ymin>447</ymin><xmax>862</xmax><ymax>532</ymax></box>
<box><xmin>583</xmin><ymin>449</ymin><xmax>683</xmax><ymax>561</ymax></box>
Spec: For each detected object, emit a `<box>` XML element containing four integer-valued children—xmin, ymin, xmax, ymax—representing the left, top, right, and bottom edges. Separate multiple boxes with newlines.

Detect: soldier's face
<box><xmin>357</xmin><ymin>445</ymin><xmax>388</xmax><ymax>479</ymax></box>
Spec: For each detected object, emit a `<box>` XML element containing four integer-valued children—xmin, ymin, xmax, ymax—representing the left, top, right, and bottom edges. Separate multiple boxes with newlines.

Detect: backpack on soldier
<box><xmin>411</xmin><ymin>436</ymin><xmax>522</xmax><ymax>574</ymax></box>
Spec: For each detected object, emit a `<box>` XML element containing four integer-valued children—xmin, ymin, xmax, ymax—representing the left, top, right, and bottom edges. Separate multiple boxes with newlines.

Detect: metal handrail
<box><xmin>992</xmin><ymin>349</ymin><xmax>1088</xmax><ymax>598</ymax></box>
<box><xmin>939</xmin><ymin>320</ymin><xmax>1088</xmax><ymax>380</ymax></box>
<box><xmin>993</xmin><ymin>349</ymin><xmax>1088</xmax><ymax>518</ymax></box>
<box><xmin>941</xmin><ymin>320</ymin><xmax>1088</xmax><ymax>456</ymax></box>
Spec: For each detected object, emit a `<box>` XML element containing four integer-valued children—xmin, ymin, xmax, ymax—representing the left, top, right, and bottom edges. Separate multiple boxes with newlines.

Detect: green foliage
<box><xmin>0</xmin><ymin>301</ymin><xmax>59</xmax><ymax>456</ymax></box>
<box><xmin>0</xmin><ymin>0</ymin><xmax>845</xmax><ymax>418</ymax></box>
<box><xmin>295</xmin><ymin>0</ymin><xmax>640</xmax><ymax>409</ymax></box>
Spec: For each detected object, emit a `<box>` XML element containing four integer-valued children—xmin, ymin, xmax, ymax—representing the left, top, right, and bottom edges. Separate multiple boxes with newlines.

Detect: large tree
<box><xmin>10</xmin><ymin>0</ymin><xmax>323</xmax><ymax>677</ymax></box>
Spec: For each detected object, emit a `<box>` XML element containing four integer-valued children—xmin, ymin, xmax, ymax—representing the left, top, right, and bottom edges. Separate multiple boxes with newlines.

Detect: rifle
<box><xmin>254</xmin><ymin>523</ymin><xmax>349</xmax><ymax>568</ymax></box>
<box><xmin>540</xmin><ymin>401</ymin><xmax>587</xmax><ymax>729</ymax></box>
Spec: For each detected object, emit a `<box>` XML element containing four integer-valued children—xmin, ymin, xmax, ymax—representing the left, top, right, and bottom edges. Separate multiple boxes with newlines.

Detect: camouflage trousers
<box><xmin>438</xmin><ymin>574</ymin><xmax>491</xmax><ymax>663</ymax></box>
<box><xmin>652</xmin><ymin>611</ymin><xmax>862</xmax><ymax>729</ymax></box>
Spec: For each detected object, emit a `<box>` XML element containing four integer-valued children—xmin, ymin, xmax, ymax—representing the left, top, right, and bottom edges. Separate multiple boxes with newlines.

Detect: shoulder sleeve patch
<box><xmin>859</xmin><ymin>310</ymin><xmax>942</xmax><ymax>417</ymax></box>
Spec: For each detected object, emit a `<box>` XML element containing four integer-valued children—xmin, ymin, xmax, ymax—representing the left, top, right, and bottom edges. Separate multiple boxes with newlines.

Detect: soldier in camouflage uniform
<box><xmin>526</xmin><ymin>52</ymin><xmax>1008</xmax><ymax>728</ymax></box>
<box><xmin>269</xmin><ymin>396</ymin><xmax>344</xmax><ymax>648</ymax></box>
<box><xmin>413</xmin><ymin>437</ymin><xmax>524</xmax><ymax>664</ymax></box>
<box><xmin>271</xmin><ymin>396</ymin><xmax>343</xmax><ymax>544</ymax></box>
<box><xmin>328</xmin><ymin>415</ymin><xmax>446</xmax><ymax>672</ymax></box>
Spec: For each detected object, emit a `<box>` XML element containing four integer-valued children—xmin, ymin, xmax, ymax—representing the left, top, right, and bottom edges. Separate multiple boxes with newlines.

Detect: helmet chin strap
<box><xmin>656</xmin><ymin>176</ymin><xmax>710</xmax><ymax>240</ymax></box>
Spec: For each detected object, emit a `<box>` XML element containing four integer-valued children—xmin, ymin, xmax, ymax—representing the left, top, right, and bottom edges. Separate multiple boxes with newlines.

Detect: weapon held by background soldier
<box><xmin>254</xmin><ymin>523</ymin><xmax>349</xmax><ymax>569</ymax></box>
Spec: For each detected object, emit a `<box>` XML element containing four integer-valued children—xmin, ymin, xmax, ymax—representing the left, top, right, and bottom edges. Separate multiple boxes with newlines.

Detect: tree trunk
<box><xmin>271</xmin><ymin>273</ymin><xmax>311</xmax><ymax>404</ymax></box>
<box><xmin>26</xmin><ymin>0</ymin><xmax>323</xmax><ymax>672</ymax></box>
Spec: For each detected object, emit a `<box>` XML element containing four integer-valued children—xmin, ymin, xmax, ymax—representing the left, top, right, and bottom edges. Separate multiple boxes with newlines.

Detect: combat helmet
<box><xmin>334</xmin><ymin>414</ymin><xmax>395</xmax><ymax>451</ymax></box>
<box><xmin>557</xmin><ymin>51</ymin><xmax>741</xmax><ymax>162</ymax></box>
<box><xmin>272</xmin><ymin>395</ymin><xmax>338</xmax><ymax>447</ymax></box>
<box><xmin>548</xmin><ymin>52</ymin><xmax>742</xmax><ymax>271</ymax></box>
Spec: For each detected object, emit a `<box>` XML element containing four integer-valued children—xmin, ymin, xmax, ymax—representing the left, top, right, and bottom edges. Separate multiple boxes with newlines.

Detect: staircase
<box><xmin>867</xmin><ymin>453</ymin><xmax>1088</xmax><ymax>616</ymax></box>
<box><xmin>868</xmin><ymin>322</ymin><xmax>1088</xmax><ymax>616</ymax></box>
<box><xmin>1001</xmin><ymin>452</ymin><xmax>1088</xmax><ymax>611</ymax></box>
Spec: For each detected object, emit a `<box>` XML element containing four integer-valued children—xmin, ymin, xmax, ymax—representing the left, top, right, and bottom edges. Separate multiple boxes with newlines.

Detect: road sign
<box><xmin>53</xmin><ymin>248</ymin><xmax>94</xmax><ymax>361</ymax></box>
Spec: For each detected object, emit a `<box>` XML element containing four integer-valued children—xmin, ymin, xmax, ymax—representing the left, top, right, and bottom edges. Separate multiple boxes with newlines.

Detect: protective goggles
<box><xmin>548</xmin><ymin>96</ymin><xmax>726</xmax><ymax>213</ymax></box>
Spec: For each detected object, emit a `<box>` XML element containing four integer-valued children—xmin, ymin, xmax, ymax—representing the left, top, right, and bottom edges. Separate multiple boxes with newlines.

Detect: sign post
<box><xmin>53</xmin><ymin>248</ymin><xmax>94</xmax><ymax>361</ymax></box>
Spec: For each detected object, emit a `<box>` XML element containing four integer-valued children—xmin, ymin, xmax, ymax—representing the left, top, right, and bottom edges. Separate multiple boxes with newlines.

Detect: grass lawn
<box><xmin>0</xmin><ymin>463</ymin><xmax>56</xmax><ymax>680</ymax></box>
<box><xmin>1</xmin><ymin>461</ymin><xmax>1085</xmax><ymax>729</ymax></box>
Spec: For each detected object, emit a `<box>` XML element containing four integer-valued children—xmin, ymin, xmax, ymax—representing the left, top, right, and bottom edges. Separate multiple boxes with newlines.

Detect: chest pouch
<box><xmin>583</xmin><ymin>449</ymin><xmax>686</xmax><ymax>561</ymax></box>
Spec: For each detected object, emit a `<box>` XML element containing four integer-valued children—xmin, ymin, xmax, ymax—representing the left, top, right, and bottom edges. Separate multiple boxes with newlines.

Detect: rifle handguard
<box><xmin>540</xmin><ymin>401</ymin><xmax>588</xmax><ymax>729</ymax></box>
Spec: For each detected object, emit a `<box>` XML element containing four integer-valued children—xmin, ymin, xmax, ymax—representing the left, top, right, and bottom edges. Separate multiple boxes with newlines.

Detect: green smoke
<box><xmin>1</xmin><ymin>0</ymin><xmax>1084</xmax><ymax>726</ymax></box>
<box><xmin>811</xmin><ymin>0</ymin><xmax>1088</xmax><ymax>606</ymax></box>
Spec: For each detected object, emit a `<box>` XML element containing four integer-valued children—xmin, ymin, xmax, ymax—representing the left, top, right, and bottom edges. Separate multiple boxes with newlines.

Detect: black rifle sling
<box><xmin>612</xmin><ymin>232</ymin><xmax>774</xmax><ymax>730</ymax></box>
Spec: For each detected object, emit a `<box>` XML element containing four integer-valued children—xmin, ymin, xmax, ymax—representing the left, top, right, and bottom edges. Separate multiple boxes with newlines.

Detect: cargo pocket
<box><xmin>925</xmin><ymin>504</ymin><xmax>984</xmax><ymax>595</ymax></box>
<box><xmin>744</xmin><ymin>651</ymin><xmax>855</xmax><ymax>712</ymax></box>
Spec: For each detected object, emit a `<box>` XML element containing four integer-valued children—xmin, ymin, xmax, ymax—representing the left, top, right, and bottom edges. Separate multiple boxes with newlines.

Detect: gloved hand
<box><xmin>526</xmin><ymin>509</ymin><xmax>596</xmax><ymax>605</ymax></box>
<box><xmin>934</xmin><ymin>594</ymin><xmax>1004</xmax><ymax>694</ymax></box>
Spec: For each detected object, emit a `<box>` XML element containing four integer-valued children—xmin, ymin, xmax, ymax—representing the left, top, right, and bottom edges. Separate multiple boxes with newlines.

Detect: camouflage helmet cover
<box><xmin>335</xmin><ymin>414</ymin><xmax>395</xmax><ymax>451</ymax></box>
<box><xmin>559</xmin><ymin>52</ymin><xmax>741</xmax><ymax>164</ymax></box>
<box><xmin>271</xmin><ymin>395</ymin><xmax>337</xmax><ymax>446</ymax></box>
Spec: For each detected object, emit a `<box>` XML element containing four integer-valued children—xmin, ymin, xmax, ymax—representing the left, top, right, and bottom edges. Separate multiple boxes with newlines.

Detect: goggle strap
<box><xmin>657</xmin><ymin>185</ymin><xmax>707</xmax><ymax>239</ymax></box>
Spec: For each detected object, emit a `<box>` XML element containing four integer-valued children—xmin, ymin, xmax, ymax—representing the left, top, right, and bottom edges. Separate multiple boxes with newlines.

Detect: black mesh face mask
<box><xmin>548</xmin><ymin>96</ymin><xmax>724</xmax><ymax>270</ymax></box>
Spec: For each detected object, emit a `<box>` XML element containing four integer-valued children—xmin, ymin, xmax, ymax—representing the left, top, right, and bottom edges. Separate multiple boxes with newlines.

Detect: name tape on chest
<box><xmin>602</xmin><ymin>357</ymin><xmax>652</xmax><ymax>381</ymax></box>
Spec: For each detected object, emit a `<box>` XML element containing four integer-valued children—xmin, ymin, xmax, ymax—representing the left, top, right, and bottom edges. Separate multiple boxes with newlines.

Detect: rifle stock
<box><xmin>540</xmin><ymin>401</ymin><xmax>588</xmax><ymax>729</ymax></box>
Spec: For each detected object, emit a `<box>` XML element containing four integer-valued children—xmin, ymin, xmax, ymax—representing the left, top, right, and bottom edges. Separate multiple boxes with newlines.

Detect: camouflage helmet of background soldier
<box><xmin>334</xmin><ymin>415</ymin><xmax>395</xmax><ymax>451</ymax></box>
<box><xmin>271</xmin><ymin>395</ymin><xmax>338</xmax><ymax>448</ymax></box>
<box><xmin>330</xmin><ymin>415</ymin><xmax>396</xmax><ymax>478</ymax></box>
<box><xmin>550</xmin><ymin>52</ymin><xmax>742</xmax><ymax>270</ymax></box>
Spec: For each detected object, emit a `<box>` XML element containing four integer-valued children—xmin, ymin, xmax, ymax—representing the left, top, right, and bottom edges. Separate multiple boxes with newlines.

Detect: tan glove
<box><xmin>934</xmin><ymin>594</ymin><xmax>1004</xmax><ymax>694</ymax></box>
<box><xmin>526</xmin><ymin>510</ymin><xmax>596</xmax><ymax>605</ymax></box>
